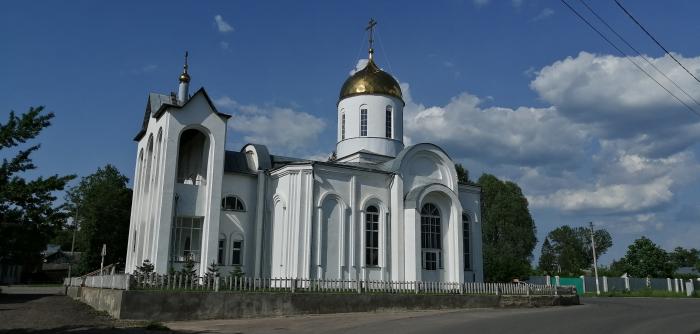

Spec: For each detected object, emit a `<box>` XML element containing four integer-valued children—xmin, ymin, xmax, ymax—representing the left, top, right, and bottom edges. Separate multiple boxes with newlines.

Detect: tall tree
<box><xmin>538</xmin><ymin>238</ymin><xmax>557</xmax><ymax>274</ymax></box>
<box><xmin>478</xmin><ymin>174</ymin><xmax>537</xmax><ymax>282</ymax></box>
<box><xmin>66</xmin><ymin>165</ymin><xmax>132</xmax><ymax>274</ymax></box>
<box><xmin>669</xmin><ymin>247</ymin><xmax>700</xmax><ymax>269</ymax></box>
<box><xmin>455</xmin><ymin>163</ymin><xmax>470</xmax><ymax>184</ymax></box>
<box><xmin>617</xmin><ymin>237</ymin><xmax>673</xmax><ymax>278</ymax></box>
<box><xmin>0</xmin><ymin>107</ymin><xmax>75</xmax><ymax>277</ymax></box>
<box><xmin>538</xmin><ymin>225</ymin><xmax>612</xmax><ymax>276</ymax></box>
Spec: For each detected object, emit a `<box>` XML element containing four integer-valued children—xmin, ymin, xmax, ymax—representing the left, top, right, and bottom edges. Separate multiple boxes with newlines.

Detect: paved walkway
<box><xmin>0</xmin><ymin>285</ymin><xmax>164</xmax><ymax>333</ymax></box>
<box><xmin>166</xmin><ymin>297</ymin><xmax>700</xmax><ymax>334</ymax></box>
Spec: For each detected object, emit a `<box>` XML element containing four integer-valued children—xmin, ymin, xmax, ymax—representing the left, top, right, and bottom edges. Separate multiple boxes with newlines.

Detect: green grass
<box><xmin>584</xmin><ymin>288</ymin><xmax>697</xmax><ymax>298</ymax></box>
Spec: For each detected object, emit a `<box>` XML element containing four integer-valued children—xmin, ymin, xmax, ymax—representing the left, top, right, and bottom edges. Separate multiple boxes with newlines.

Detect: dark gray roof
<box><xmin>134</xmin><ymin>88</ymin><xmax>231</xmax><ymax>141</ymax></box>
<box><xmin>224</xmin><ymin>150</ymin><xmax>254</xmax><ymax>174</ymax></box>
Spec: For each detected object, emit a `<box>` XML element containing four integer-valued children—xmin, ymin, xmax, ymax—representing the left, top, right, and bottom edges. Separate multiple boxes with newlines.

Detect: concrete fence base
<box><xmin>67</xmin><ymin>286</ymin><xmax>579</xmax><ymax>321</ymax></box>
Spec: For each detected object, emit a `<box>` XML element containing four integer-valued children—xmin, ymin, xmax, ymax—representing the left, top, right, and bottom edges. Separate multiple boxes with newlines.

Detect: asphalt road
<box><xmin>167</xmin><ymin>297</ymin><xmax>700</xmax><ymax>334</ymax></box>
<box><xmin>2</xmin><ymin>287</ymin><xmax>699</xmax><ymax>334</ymax></box>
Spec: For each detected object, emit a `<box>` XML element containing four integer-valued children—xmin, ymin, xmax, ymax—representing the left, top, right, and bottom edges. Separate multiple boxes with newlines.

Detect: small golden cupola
<box><xmin>177</xmin><ymin>51</ymin><xmax>190</xmax><ymax>103</ymax></box>
<box><xmin>339</xmin><ymin>19</ymin><xmax>403</xmax><ymax>103</ymax></box>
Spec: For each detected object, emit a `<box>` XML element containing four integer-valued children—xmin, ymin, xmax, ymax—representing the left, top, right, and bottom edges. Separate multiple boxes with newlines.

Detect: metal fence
<box><xmin>64</xmin><ymin>274</ymin><xmax>130</xmax><ymax>290</ymax></box>
<box><xmin>530</xmin><ymin>275</ymin><xmax>699</xmax><ymax>296</ymax></box>
<box><xmin>125</xmin><ymin>273</ymin><xmax>572</xmax><ymax>296</ymax></box>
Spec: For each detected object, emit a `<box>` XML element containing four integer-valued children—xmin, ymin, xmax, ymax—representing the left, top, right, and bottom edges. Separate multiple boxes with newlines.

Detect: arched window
<box><xmin>341</xmin><ymin>111</ymin><xmax>346</xmax><ymax>140</ymax></box>
<box><xmin>421</xmin><ymin>203</ymin><xmax>441</xmax><ymax>270</ymax></box>
<box><xmin>218</xmin><ymin>234</ymin><xmax>226</xmax><ymax>265</ymax></box>
<box><xmin>177</xmin><ymin>129</ymin><xmax>208</xmax><ymax>185</ymax></box>
<box><xmin>365</xmin><ymin>205</ymin><xmax>379</xmax><ymax>267</ymax></box>
<box><xmin>463</xmin><ymin>212</ymin><xmax>471</xmax><ymax>270</ymax></box>
<box><xmin>360</xmin><ymin>107</ymin><xmax>368</xmax><ymax>136</ymax></box>
<box><xmin>385</xmin><ymin>105</ymin><xmax>392</xmax><ymax>138</ymax></box>
<box><xmin>221</xmin><ymin>196</ymin><xmax>246</xmax><ymax>211</ymax></box>
<box><xmin>231</xmin><ymin>239</ymin><xmax>243</xmax><ymax>265</ymax></box>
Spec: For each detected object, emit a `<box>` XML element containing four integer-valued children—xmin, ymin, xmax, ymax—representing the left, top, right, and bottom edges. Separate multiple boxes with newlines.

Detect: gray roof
<box><xmin>224</xmin><ymin>150</ymin><xmax>254</xmax><ymax>174</ymax></box>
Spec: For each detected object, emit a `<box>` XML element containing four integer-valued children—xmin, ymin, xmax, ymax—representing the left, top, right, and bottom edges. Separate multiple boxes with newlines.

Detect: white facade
<box><xmin>125</xmin><ymin>54</ymin><xmax>484</xmax><ymax>283</ymax></box>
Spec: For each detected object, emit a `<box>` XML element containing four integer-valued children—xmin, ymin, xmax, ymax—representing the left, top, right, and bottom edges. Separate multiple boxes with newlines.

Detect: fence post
<box><xmin>667</xmin><ymin>278</ymin><xmax>672</xmax><ymax>292</ymax></box>
<box><xmin>580</xmin><ymin>275</ymin><xmax>586</xmax><ymax>294</ymax></box>
<box><xmin>215</xmin><ymin>276</ymin><xmax>220</xmax><ymax>292</ymax></box>
<box><xmin>555</xmin><ymin>276</ymin><xmax>560</xmax><ymax>287</ymax></box>
<box><xmin>545</xmin><ymin>275</ymin><xmax>551</xmax><ymax>286</ymax></box>
<box><xmin>125</xmin><ymin>274</ymin><xmax>131</xmax><ymax>290</ymax></box>
<box><xmin>603</xmin><ymin>276</ymin><xmax>608</xmax><ymax>292</ymax></box>
<box><xmin>624</xmin><ymin>275</ymin><xmax>630</xmax><ymax>291</ymax></box>
<box><xmin>291</xmin><ymin>278</ymin><xmax>297</xmax><ymax>293</ymax></box>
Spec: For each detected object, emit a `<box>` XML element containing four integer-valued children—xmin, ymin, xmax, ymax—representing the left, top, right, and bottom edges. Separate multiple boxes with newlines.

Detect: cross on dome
<box><xmin>366</xmin><ymin>18</ymin><xmax>377</xmax><ymax>60</ymax></box>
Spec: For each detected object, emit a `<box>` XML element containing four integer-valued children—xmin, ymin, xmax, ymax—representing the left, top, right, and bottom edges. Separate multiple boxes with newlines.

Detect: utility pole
<box><xmin>590</xmin><ymin>222</ymin><xmax>601</xmax><ymax>296</ymax></box>
<box><xmin>67</xmin><ymin>207</ymin><xmax>79</xmax><ymax>282</ymax></box>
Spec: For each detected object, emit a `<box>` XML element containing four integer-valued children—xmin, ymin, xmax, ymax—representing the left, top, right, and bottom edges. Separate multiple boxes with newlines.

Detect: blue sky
<box><xmin>3</xmin><ymin>0</ymin><xmax>700</xmax><ymax>265</ymax></box>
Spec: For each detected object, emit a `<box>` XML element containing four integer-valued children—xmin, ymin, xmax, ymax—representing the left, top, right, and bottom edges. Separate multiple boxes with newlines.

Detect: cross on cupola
<box><xmin>366</xmin><ymin>18</ymin><xmax>377</xmax><ymax>60</ymax></box>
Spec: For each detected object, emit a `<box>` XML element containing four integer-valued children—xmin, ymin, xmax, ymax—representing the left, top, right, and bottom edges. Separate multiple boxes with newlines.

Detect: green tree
<box><xmin>538</xmin><ymin>237</ymin><xmax>557</xmax><ymax>274</ymax></box>
<box><xmin>66</xmin><ymin>165</ymin><xmax>132</xmax><ymax>274</ymax></box>
<box><xmin>455</xmin><ymin>163</ymin><xmax>470</xmax><ymax>184</ymax></box>
<box><xmin>617</xmin><ymin>237</ymin><xmax>673</xmax><ymax>278</ymax></box>
<box><xmin>538</xmin><ymin>225</ymin><xmax>612</xmax><ymax>276</ymax></box>
<box><xmin>669</xmin><ymin>247</ymin><xmax>699</xmax><ymax>269</ymax></box>
<box><xmin>478</xmin><ymin>174</ymin><xmax>537</xmax><ymax>282</ymax></box>
<box><xmin>0</xmin><ymin>107</ymin><xmax>75</xmax><ymax>277</ymax></box>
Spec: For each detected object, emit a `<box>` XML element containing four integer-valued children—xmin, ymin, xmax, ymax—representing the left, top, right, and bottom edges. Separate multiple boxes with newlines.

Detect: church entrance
<box><xmin>318</xmin><ymin>196</ymin><xmax>347</xmax><ymax>280</ymax></box>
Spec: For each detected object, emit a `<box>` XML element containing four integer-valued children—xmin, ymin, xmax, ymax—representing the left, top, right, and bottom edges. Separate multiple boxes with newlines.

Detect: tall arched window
<box><xmin>463</xmin><ymin>212</ymin><xmax>471</xmax><ymax>270</ymax></box>
<box><xmin>385</xmin><ymin>105</ymin><xmax>392</xmax><ymax>138</ymax></box>
<box><xmin>341</xmin><ymin>111</ymin><xmax>346</xmax><ymax>140</ymax></box>
<box><xmin>221</xmin><ymin>195</ymin><xmax>246</xmax><ymax>211</ymax></box>
<box><xmin>421</xmin><ymin>203</ymin><xmax>441</xmax><ymax>270</ymax></box>
<box><xmin>365</xmin><ymin>205</ymin><xmax>380</xmax><ymax>267</ymax></box>
<box><xmin>231</xmin><ymin>239</ymin><xmax>243</xmax><ymax>265</ymax></box>
<box><xmin>360</xmin><ymin>107</ymin><xmax>368</xmax><ymax>136</ymax></box>
<box><xmin>177</xmin><ymin>129</ymin><xmax>208</xmax><ymax>185</ymax></box>
<box><xmin>218</xmin><ymin>234</ymin><xmax>226</xmax><ymax>265</ymax></box>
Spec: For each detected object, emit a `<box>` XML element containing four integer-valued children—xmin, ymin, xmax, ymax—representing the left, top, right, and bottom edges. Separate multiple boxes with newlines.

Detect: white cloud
<box><xmin>350</xmin><ymin>59</ymin><xmax>369</xmax><ymax>75</ymax></box>
<box><xmin>531</xmin><ymin>52</ymin><xmax>700</xmax><ymax>139</ymax></box>
<box><xmin>214</xmin><ymin>15</ymin><xmax>234</xmax><ymax>33</ymax></box>
<box><xmin>529</xmin><ymin>176</ymin><xmax>674</xmax><ymax>214</ymax></box>
<box><xmin>215</xmin><ymin>96</ymin><xmax>326</xmax><ymax>154</ymax></box>
<box><xmin>531</xmin><ymin>8</ymin><xmax>554</xmax><ymax>21</ymax></box>
<box><xmin>402</xmin><ymin>84</ymin><xmax>588</xmax><ymax>167</ymax></box>
<box><xmin>126</xmin><ymin>64</ymin><xmax>158</xmax><ymax>75</ymax></box>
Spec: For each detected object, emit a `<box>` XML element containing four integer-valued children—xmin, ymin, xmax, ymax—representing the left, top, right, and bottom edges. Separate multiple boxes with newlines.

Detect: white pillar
<box><xmin>674</xmin><ymin>278</ymin><xmax>679</xmax><ymax>292</ymax></box>
<box><xmin>603</xmin><ymin>276</ymin><xmax>608</xmax><ymax>292</ymax></box>
<box><xmin>624</xmin><ymin>276</ymin><xmax>630</xmax><ymax>291</ymax></box>
<box><xmin>555</xmin><ymin>275</ymin><xmax>560</xmax><ymax>287</ymax></box>
<box><xmin>667</xmin><ymin>278</ymin><xmax>672</xmax><ymax>292</ymax></box>
<box><xmin>545</xmin><ymin>275</ymin><xmax>551</xmax><ymax>286</ymax></box>
<box><xmin>580</xmin><ymin>275</ymin><xmax>586</xmax><ymax>293</ymax></box>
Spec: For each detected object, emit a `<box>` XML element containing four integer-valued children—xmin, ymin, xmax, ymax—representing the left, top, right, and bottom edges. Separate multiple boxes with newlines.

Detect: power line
<box><xmin>614</xmin><ymin>0</ymin><xmax>700</xmax><ymax>85</ymax></box>
<box><xmin>577</xmin><ymin>0</ymin><xmax>700</xmax><ymax>108</ymax></box>
<box><xmin>558</xmin><ymin>0</ymin><xmax>700</xmax><ymax>117</ymax></box>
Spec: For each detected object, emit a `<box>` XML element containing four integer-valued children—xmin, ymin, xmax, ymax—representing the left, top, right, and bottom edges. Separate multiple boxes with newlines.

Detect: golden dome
<box><xmin>339</xmin><ymin>58</ymin><xmax>403</xmax><ymax>102</ymax></box>
<box><xmin>179</xmin><ymin>72</ymin><xmax>190</xmax><ymax>83</ymax></box>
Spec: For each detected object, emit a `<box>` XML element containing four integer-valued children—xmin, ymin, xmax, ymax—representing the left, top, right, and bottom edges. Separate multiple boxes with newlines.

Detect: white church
<box><xmin>125</xmin><ymin>24</ymin><xmax>484</xmax><ymax>283</ymax></box>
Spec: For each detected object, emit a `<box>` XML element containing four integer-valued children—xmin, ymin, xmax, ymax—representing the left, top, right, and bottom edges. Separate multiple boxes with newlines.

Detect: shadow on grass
<box><xmin>0</xmin><ymin>294</ymin><xmax>56</xmax><ymax>305</ymax></box>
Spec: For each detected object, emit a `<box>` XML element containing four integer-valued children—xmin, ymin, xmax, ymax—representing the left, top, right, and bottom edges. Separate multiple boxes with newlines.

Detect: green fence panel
<box><xmin>551</xmin><ymin>277</ymin><xmax>584</xmax><ymax>296</ymax></box>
